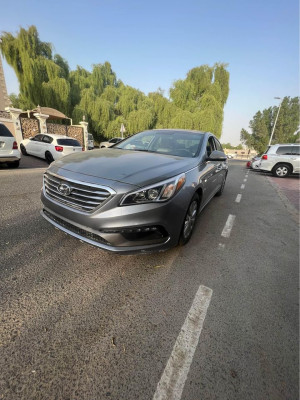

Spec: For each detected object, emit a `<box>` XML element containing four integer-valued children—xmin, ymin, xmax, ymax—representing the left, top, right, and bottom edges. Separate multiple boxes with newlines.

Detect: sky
<box><xmin>0</xmin><ymin>0</ymin><xmax>299</xmax><ymax>145</ymax></box>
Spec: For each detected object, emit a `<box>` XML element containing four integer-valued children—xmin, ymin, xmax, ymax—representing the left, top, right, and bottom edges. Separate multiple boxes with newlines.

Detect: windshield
<box><xmin>115</xmin><ymin>130</ymin><xmax>204</xmax><ymax>157</ymax></box>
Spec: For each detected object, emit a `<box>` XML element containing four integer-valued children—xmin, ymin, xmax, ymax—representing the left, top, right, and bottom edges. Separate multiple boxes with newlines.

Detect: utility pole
<box><xmin>268</xmin><ymin>97</ymin><xmax>282</xmax><ymax>146</ymax></box>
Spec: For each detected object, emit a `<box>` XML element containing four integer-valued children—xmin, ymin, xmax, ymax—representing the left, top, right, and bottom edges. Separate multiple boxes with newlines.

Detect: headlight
<box><xmin>120</xmin><ymin>174</ymin><xmax>186</xmax><ymax>205</ymax></box>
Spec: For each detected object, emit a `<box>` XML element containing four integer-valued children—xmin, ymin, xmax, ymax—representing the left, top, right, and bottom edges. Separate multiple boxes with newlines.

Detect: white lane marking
<box><xmin>235</xmin><ymin>194</ymin><xmax>242</xmax><ymax>203</ymax></box>
<box><xmin>243</xmin><ymin>179</ymin><xmax>247</xmax><ymax>182</ymax></box>
<box><xmin>221</xmin><ymin>214</ymin><xmax>236</xmax><ymax>238</ymax></box>
<box><xmin>153</xmin><ymin>285</ymin><xmax>213</xmax><ymax>400</ymax></box>
<box><xmin>241</xmin><ymin>184</ymin><xmax>245</xmax><ymax>189</ymax></box>
<box><xmin>218</xmin><ymin>243</ymin><xmax>225</xmax><ymax>250</ymax></box>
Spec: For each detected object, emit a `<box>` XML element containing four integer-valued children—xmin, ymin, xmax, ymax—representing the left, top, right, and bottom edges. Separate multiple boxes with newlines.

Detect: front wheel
<box><xmin>178</xmin><ymin>194</ymin><xmax>200</xmax><ymax>246</ymax></box>
<box><xmin>272</xmin><ymin>163</ymin><xmax>291</xmax><ymax>178</ymax></box>
<box><xmin>215</xmin><ymin>173</ymin><xmax>227</xmax><ymax>197</ymax></box>
<box><xmin>20</xmin><ymin>144</ymin><xmax>27</xmax><ymax>155</ymax></box>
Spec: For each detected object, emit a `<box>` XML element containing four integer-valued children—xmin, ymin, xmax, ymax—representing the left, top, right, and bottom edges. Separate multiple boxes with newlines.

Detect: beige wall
<box><xmin>0</xmin><ymin>119</ymin><xmax>15</xmax><ymax>138</ymax></box>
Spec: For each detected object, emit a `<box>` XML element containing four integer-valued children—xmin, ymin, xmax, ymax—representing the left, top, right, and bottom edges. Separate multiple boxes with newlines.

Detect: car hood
<box><xmin>51</xmin><ymin>148</ymin><xmax>198</xmax><ymax>187</ymax></box>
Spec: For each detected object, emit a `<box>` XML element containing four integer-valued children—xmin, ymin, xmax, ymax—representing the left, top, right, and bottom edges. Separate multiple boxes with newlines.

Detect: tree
<box><xmin>0</xmin><ymin>26</ymin><xmax>71</xmax><ymax>113</ymax></box>
<box><xmin>240</xmin><ymin>97</ymin><xmax>300</xmax><ymax>152</ymax></box>
<box><xmin>1</xmin><ymin>26</ymin><xmax>231</xmax><ymax>140</ymax></box>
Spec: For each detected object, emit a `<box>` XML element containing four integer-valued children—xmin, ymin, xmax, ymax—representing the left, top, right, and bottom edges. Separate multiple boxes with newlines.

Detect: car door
<box><xmin>213</xmin><ymin>137</ymin><xmax>226</xmax><ymax>186</ymax></box>
<box><xmin>291</xmin><ymin>145</ymin><xmax>300</xmax><ymax>172</ymax></box>
<box><xmin>41</xmin><ymin>135</ymin><xmax>53</xmax><ymax>159</ymax></box>
<box><xmin>201</xmin><ymin>136</ymin><xmax>219</xmax><ymax>201</ymax></box>
<box><xmin>26</xmin><ymin>134</ymin><xmax>44</xmax><ymax>156</ymax></box>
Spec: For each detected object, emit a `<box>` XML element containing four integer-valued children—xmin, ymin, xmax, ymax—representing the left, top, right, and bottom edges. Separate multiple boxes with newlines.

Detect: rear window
<box><xmin>276</xmin><ymin>146</ymin><xmax>294</xmax><ymax>155</ymax></box>
<box><xmin>88</xmin><ymin>134</ymin><xmax>93</xmax><ymax>140</ymax></box>
<box><xmin>56</xmin><ymin>139</ymin><xmax>81</xmax><ymax>147</ymax></box>
<box><xmin>0</xmin><ymin>124</ymin><xmax>13</xmax><ymax>137</ymax></box>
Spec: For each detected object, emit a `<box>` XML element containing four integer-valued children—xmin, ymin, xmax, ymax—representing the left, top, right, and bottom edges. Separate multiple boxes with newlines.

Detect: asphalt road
<box><xmin>0</xmin><ymin>159</ymin><xmax>298</xmax><ymax>400</ymax></box>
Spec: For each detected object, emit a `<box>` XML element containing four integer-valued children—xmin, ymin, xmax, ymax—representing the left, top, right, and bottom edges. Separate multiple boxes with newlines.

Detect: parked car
<box><xmin>247</xmin><ymin>154</ymin><xmax>262</xmax><ymax>170</ymax></box>
<box><xmin>259</xmin><ymin>144</ymin><xmax>300</xmax><ymax>178</ymax></box>
<box><xmin>41</xmin><ymin>129</ymin><xmax>228</xmax><ymax>254</ymax></box>
<box><xmin>100</xmin><ymin>137</ymin><xmax>122</xmax><ymax>148</ymax></box>
<box><xmin>0</xmin><ymin>123</ymin><xmax>21</xmax><ymax>168</ymax></box>
<box><xmin>251</xmin><ymin>157</ymin><xmax>261</xmax><ymax>169</ymax></box>
<box><xmin>20</xmin><ymin>133</ymin><xmax>83</xmax><ymax>164</ymax></box>
<box><xmin>88</xmin><ymin>133</ymin><xmax>94</xmax><ymax>150</ymax></box>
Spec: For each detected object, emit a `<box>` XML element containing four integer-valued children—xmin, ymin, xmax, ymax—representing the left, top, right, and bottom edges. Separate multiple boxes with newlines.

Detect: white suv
<box><xmin>259</xmin><ymin>144</ymin><xmax>300</xmax><ymax>178</ymax></box>
<box><xmin>0</xmin><ymin>123</ymin><xmax>21</xmax><ymax>168</ymax></box>
<box><xmin>20</xmin><ymin>133</ymin><xmax>83</xmax><ymax>164</ymax></box>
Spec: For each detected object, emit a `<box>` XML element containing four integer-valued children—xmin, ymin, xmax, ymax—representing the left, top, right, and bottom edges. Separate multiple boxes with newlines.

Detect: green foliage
<box><xmin>222</xmin><ymin>142</ymin><xmax>243</xmax><ymax>150</ymax></box>
<box><xmin>240</xmin><ymin>97</ymin><xmax>300</xmax><ymax>152</ymax></box>
<box><xmin>0</xmin><ymin>26</ymin><xmax>70</xmax><ymax>112</ymax></box>
<box><xmin>1</xmin><ymin>26</ymin><xmax>230</xmax><ymax>140</ymax></box>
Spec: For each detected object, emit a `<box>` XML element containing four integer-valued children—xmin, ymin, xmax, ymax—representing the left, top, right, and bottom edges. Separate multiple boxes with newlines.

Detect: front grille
<box><xmin>44</xmin><ymin>171</ymin><xmax>114</xmax><ymax>212</ymax></box>
<box><xmin>43</xmin><ymin>209</ymin><xmax>110</xmax><ymax>245</ymax></box>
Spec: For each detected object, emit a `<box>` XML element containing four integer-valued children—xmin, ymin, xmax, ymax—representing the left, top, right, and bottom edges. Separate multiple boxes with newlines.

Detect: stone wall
<box><xmin>20</xmin><ymin>117</ymin><xmax>40</xmax><ymax>139</ymax></box>
<box><xmin>0</xmin><ymin>110</ymin><xmax>11</xmax><ymax>119</ymax></box>
<box><xmin>46</xmin><ymin>123</ymin><xmax>83</xmax><ymax>145</ymax></box>
<box><xmin>47</xmin><ymin>123</ymin><xmax>67</xmax><ymax>136</ymax></box>
<box><xmin>67</xmin><ymin>125</ymin><xmax>84</xmax><ymax>146</ymax></box>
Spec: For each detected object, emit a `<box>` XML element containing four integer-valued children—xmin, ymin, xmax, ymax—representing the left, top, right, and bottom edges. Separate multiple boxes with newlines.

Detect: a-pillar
<box><xmin>33</xmin><ymin>112</ymin><xmax>49</xmax><ymax>134</ymax></box>
<box><xmin>79</xmin><ymin>121</ymin><xmax>89</xmax><ymax>151</ymax></box>
<box><xmin>5</xmin><ymin>107</ymin><xmax>23</xmax><ymax>145</ymax></box>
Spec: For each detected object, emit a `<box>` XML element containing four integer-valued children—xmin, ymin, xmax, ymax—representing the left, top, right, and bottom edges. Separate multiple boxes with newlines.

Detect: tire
<box><xmin>20</xmin><ymin>144</ymin><xmax>27</xmax><ymax>155</ymax></box>
<box><xmin>272</xmin><ymin>163</ymin><xmax>291</xmax><ymax>178</ymax></box>
<box><xmin>45</xmin><ymin>151</ymin><xmax>54</xmax><ymax>164</ymax></box>
<box><xmin>8</xmin><ymin>160</ymin><xmax>20</xmax><ymax>168</ymax></box>
<box><xmin>215</xmin><ymin>173</ymin><xmax>227</xmax><ymax>197</ymax></box>
<box><xmin>178</xmin><ymin>193</ymin><xmax>200</xmax><ymax>246</ymax></box>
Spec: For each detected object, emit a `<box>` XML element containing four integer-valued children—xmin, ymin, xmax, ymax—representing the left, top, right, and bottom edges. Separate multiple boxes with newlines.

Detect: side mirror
<box><xmin>207</xmin><ymin>150</ymin><xmax>227</xmax><ymax>162</ymax></box>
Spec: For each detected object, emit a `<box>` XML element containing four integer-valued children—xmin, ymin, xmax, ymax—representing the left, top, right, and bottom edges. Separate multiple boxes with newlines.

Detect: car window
<box><xmin>32</xmin><ymin>134</ymin><xmax>44</xmax><ymax>142</ymax></box>
<box><xmin>110</xmin><ymin>138</ymin><xmax>121</xmax><ymax>143</ymax></box>
<box><xmin>88</xmin><ymin>134</ymin><xmax>93</xmax><ymax>140</ymax></box>
<box><xmin>42</xmin><ymin>135</ymin><xmax>53</xmax><ymax>144</ymax></box>
<box><xmin>0</xmin><ymin>124</ymin><xmax>14</xmax><ymax>137</ymax></box>
<box><xmin>276</xmin><ymin>146</ymin><xmax>294</xmax><ymax>155</ymax></box>
<box><xmin>214</xmin><ymin>138</ymin><xmax>223</xmax><ymax>152</ymax></box>
<box><xmin>206</xmin><ymin>137</ymin><xmax>216</xmax><ymax>156</ymax></box>
<box><xmin>292</xmin><ymin>146</ymin><xmax>300</xmax><ymax>155</ymax></box>
<box><xmin>56</xmin><ymin>139</ymin><xmax>81</xmax><ymax>146</ymax></box>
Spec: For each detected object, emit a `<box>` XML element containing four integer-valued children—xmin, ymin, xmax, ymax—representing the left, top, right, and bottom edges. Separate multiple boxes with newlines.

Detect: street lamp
<box><xmin>268</xmin><ymin>97</ymin><xmax>282</xmax><ymax>146</ymax></box>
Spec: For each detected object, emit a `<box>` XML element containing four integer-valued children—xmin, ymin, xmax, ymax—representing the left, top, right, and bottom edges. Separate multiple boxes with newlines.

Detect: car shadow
<box><xmin>1</xmin><ymin>156</ymin><xmax>48</xmax><ymax>170</ymax></box>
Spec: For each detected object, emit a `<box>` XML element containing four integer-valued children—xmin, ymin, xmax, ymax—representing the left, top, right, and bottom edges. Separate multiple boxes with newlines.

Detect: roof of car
<box><xmin>271</xmin><ymin>143</ymin><xmax>298</xmax><ymax>146</ymax></box>
<box><xmin>43</xmin><ymin>134</ymin><xmax>72</xmax><ymax>139</ymax></box>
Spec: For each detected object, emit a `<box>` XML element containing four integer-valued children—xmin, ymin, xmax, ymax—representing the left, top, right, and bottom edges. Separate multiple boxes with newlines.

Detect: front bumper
<box><xmin>41</xmin><ymin>181</ymin><xmax>189</xmax><ymax>254</ymax></box>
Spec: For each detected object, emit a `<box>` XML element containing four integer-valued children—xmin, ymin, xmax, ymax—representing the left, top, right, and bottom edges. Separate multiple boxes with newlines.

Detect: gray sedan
<box><xmin>41</xmin><ymin>129</ymin><xmax>228</xmax><ymax>253</ymax></box>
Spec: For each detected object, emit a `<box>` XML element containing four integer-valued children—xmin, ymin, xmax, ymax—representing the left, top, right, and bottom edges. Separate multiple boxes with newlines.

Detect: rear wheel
<box><xmin>45</xmin><ymin>151</ymin><xmax>54</xmax><ymax>164</ymax></box>
<box><xmin>272</xmin><ymin>163</ymin><xmax>291</xmax><ymax>178</ymax></box>
<box><xmin>178</xmin><ymin>194</ymin><xmax>200</xmax><ymax>246</ymax></box>
<box><xmin>20</xmin><ymin>144</ymin><xmax>27</xmax><ymax>155</ymax></box>
<box><xmin>8</xmin><ymin>160</ymin><xmax>20</xmax><ymax>168</ymax></box>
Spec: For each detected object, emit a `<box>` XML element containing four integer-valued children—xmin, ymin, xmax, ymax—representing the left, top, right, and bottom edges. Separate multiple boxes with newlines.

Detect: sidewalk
<box><xmin>268</xmin><ymin>175</ymin><xmax>299</xmax><ymax>213</ymax></box>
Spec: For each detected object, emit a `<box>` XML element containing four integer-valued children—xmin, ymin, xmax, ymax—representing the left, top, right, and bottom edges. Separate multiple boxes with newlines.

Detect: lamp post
<box><xmin>268</xmin><ymin>97</ymin><xmax>282</xmax><ymax>146</ymax></box>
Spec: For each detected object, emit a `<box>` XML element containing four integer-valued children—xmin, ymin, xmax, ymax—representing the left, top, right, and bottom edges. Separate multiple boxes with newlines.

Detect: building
<box><xmin>0</xmin><ymin>56</ymin><xmax>10</xmax><ymax>111</ymax></box>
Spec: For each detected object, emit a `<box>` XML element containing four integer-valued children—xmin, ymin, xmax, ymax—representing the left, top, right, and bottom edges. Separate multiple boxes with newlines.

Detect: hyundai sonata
<box><xmin>41</xmin><ymin>129</ymin><xmax>228</xmax><ymax>253</ymax></box>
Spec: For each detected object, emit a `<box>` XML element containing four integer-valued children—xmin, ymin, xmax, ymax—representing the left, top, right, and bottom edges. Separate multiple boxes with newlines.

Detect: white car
<box><xmin>0</xmin><ymin>123</ymin><xmax>21</xmax><ymax>168</ymax></box>
<box><xmin>100</xmin><ymin>137</ymin><xmax>122</xmax><ymax>148</ymax></box>
<box><xmin>20</xmin><ymin>133</ymin><xmax>83</xmax><ymax>164</ymax></box>
<box><xmin>259</xmin><ymin>144</ymin><xmax>300</xmax><ymax>177</ymax></box>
